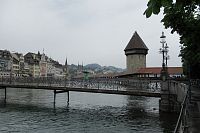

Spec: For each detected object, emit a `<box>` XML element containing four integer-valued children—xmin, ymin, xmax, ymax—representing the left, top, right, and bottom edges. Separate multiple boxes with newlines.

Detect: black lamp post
<box><xmin>159</xmin><ymin>32</ymin><xmax>169</xmax><ymax>81</ymax></box>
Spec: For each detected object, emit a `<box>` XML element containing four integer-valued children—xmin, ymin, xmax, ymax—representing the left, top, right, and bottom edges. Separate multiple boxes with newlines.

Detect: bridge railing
<box><xmin>0</xmin><ymin>77</ymin><xmax>161</xmax><ymax>92</ymax></box>
<box><xmin>173</xmin><ymin>79</ymin><xmax>200</xmax><ymax>133</ymax></box>
<box><xmin>173</xmin><ymin>89</ymin><xmax>189</xmax><ymax>133</ymax></box>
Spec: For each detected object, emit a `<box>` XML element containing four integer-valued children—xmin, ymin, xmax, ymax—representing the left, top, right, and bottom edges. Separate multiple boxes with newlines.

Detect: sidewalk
<box><xmin>187</xmin><ymin>85</ymin><xmax>200</xmax><ymax>133</ymax></box>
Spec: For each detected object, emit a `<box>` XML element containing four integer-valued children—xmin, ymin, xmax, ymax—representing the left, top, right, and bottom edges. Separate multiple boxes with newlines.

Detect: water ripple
<box><xmin>0</xmin><ymin>88</ymin><xmax>177</xmax><ymax>133</ymax></box>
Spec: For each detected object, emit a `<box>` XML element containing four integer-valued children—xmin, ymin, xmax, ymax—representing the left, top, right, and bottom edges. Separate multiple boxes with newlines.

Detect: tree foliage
<box><xmin>144</xmin><ymin>0</ymin><xmax>200</xmax><ymax>78</ymax></box>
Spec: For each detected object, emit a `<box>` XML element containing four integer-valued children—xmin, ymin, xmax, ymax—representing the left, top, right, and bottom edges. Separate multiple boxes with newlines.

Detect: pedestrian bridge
<box><xmin>0</xmin><ymin>77</ymin><xmax>161</xmax><ymax>99</ymax></box>
<box><xmin>1</xmin><ymin>77</ymin><xmax>194</xmax><ymax>133</ymax></box>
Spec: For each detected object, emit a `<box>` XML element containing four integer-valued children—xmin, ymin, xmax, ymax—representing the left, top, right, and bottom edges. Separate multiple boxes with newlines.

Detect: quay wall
<box><xmin>159</xmin><ymin>80</ymin><xmax>188</xmax><ymax>112</ymax></box>
<box><xmin>169</xmin><ymin>81</ymin><xmax>188</xmax><ymax>103</ymax></box>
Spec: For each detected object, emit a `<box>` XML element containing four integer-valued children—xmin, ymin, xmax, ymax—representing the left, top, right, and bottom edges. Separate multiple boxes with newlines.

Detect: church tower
<box><xmin>64</xmin><ymin>57</ymin><xmax>68</xmax><ymax>74</ymax></box>
<box><xmin>39</xmin><ymin>50</ymin><xmax>47</xmax><ymax>77</ymax></box>
<box><xmin>124</xmin><ymin>31</ymin><xmax>148</xmax><ymax>73</ymax></box>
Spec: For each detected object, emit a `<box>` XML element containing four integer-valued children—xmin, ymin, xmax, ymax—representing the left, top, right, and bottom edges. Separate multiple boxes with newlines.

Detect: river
<box><xmin>0</xmin><ymin>88</ymin><xmax>178</xmax><ymax>133</ymax></box>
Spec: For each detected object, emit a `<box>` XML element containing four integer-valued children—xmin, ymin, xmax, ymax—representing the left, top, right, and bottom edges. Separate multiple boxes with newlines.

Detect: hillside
<box><xmin>68</xmin><ymin>63</ymin><xmax>124</xmax><ymax>75</ymax></box>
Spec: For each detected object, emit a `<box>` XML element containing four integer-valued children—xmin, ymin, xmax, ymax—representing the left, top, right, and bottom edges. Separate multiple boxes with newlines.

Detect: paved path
<box><xmin>187</xmin><ymin>85</ymin><xmax>200</xmax><ymax>133</ymax></box>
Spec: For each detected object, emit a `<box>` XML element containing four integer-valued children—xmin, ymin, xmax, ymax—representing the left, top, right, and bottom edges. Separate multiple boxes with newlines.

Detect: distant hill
<box><xmin>84</xmin><ymin>63</ymin><xmax>124</xmax><ymax>72</ymax></box>
<box><xmin>85</xmin><ymin>63</ymin><xmax>101</xmax><ymax>70</ymax></box>
<box><xmin>68</xmin><ymin>63</ymin><xmax>124</xmax><ymax>74</ymax></box>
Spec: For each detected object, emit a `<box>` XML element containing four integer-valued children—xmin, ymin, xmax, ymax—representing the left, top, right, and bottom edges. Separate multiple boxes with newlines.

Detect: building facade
<box><xmin>24</xmin><ymin>52</ymin><xmax>41</xmax><ymax>77</ymax></box>
<box><xmin>0</xmin><ymin>50</ymin><xmax>68</xmax><ymax>78</ymax></box>
<box><xmin>0</xmin><ymin>50</ymin><xmax>12</xmax><ymax>71</ymax></box>
<box><xmin>40</xmin><ymin>52</ymin><xmax>47</xmax><ymax>77</ymax></box>
<box><xmin>0</xmin><ymin>50</ymin><xmax>12</xmax><ymax>77</ymax></box>
<box><xmin>124</xmin><ymin>31</ymin><xmax>148</xmax><ymax>73</ymax></box>
<box><xmin>11</xmin><ymin>53</ymin><xmax>20</xmax><ymax>76</ymax></box>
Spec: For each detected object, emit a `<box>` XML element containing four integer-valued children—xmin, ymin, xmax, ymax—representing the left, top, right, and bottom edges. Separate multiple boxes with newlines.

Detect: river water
<box><xmin>0</xmin><ymin>88</ymin><xmax>178</xmax><ymax>133</ymax></box>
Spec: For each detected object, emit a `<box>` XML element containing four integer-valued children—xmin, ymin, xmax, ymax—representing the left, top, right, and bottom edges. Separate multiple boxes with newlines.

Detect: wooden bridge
<box><xmin>0</xmin><ymin>77</ymin><xmax>161</xmax><ymax>104</ymax></box>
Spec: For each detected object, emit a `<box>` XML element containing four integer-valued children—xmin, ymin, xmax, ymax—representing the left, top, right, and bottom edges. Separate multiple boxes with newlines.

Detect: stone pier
<box><xmin>159</xmin><ymin>80</ymin><xmax>188</xmax><ymax>112</ymax></box>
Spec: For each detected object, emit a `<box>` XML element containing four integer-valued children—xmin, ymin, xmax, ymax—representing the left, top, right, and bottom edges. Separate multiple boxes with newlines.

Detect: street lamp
<box><xmin>160</xmin><ymin>32</ymin><xmax>166</xmax><ymax>68</ymax></box>
<box><xmin>159</xmin><ymin>32</ymin><xmax>169</xmax><ymax>81</ymax></box>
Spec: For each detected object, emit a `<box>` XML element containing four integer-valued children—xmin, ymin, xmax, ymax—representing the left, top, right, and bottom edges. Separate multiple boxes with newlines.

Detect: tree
<box><xmin>144</xmin><ymin>0</ymin><xmax>200</xmax><ymax>79</ymax></box>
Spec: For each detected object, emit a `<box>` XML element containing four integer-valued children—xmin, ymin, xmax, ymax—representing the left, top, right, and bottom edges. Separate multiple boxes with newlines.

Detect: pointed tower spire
<box><xmin>124</xmin><ymin>31</ymin><xmax>148</xmax><ymax>55</ymax></box>
<box><xmin>41</xmin><ymin>49</ymin><xmax>46</xmax><ymax>62</ymax></box>
<box><xmin>82</xmin><ymin>61</ymin><xmax>84</xmax><ymax>71</ymax></box>
<box><xmin>65</xmin><ymin>56</ymin><xmax>68</xmax><ymax>66</ymax></box>
<box><xmin>64</xmin><ymin>56</ymin><xmax>68</xmax><ymax>74</ymax></box>
<box><xmin>37</xmin><ymin>51</ymin><xmax>40</xmax><ymax>56</ymax></box>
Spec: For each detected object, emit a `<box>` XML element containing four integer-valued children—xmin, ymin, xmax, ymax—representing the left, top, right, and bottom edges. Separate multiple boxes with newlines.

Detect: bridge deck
<box><xmin>0</xmin><ymin>84</ymin><xmax>161</xmax><ymax>98</ymax></box>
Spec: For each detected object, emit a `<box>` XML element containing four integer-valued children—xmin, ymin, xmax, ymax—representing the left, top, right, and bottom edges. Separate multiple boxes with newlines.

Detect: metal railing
<box><xmin>174</xmin><ymin>79</ymin><xmax>200</xmax><ymax>133</ymax></box>
<box><xmin>0</xmin><ymin>77</ymin><xmax>161</xmax><ymax>92</ymax></box>
<box><xmin>173</xmin><ymin>88</ymin><xmax>189</xmax><ymax>133</ymax></box>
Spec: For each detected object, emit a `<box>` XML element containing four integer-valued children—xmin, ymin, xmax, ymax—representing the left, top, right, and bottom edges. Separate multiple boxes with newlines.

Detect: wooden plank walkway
<box><xmin>0</xmin><ymin>84</ymin><xmax>161</xmax><ymax>98</ymax></box>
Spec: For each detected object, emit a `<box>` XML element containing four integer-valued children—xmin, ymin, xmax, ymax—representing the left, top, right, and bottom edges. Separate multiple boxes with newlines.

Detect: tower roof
<box><xmin>124</xmin><ymin>31</ymin><xmax>148</xmax><ymax>51</ymax></box>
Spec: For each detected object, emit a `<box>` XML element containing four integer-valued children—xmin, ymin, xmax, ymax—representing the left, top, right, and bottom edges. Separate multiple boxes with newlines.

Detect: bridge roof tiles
<box><xmin>136</xmin><ymin>67</ymin><xmax>183</xmax><ymax>75</ymax></box>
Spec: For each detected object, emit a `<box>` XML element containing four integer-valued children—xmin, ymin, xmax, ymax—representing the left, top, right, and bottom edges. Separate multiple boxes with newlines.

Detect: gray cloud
<box><xmin>0</xmin><ymin>0</ymin><xmax>181</xmax><ymax>68</ymax></box>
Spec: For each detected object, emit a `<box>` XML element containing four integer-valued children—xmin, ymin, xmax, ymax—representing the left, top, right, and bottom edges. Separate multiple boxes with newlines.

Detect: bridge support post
<box><xmin>4</xmin><ymin>87</ymin><xmax>7</xmax><ymax>104</ymax></box>
<box><xmin>53</xmin><ymin>89</ymin><xmax>69</xmax><ymax>106</ymax></box>
<box><xmin>159</xmin><ymin>80</ymin><xmax>180</xmax><ymax>112</ymax></box>
<box><xmin>53</xmin><ymin>90</ymin><xmax>56</xmax><ymax>106</ymax></box>
<box><xmin>67</xmin><ymin>91</ymin><xmax>69</xmax><ymax>103</ymax></box>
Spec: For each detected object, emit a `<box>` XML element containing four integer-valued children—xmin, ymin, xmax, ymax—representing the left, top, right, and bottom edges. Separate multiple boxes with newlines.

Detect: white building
<box><xmin>40</xmin><ymin>52</ymin><xmax>47</xmax><ymax>77</ymax></box>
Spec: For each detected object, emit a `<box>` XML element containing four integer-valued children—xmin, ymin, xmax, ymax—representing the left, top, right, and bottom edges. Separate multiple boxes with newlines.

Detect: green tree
<box><xmin>144</xmin><ymin>0</ymin><xmax>200</xmax><ymax>79</ymax></box>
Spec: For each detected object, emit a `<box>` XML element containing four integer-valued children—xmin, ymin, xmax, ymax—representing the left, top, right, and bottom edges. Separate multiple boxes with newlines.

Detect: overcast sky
<box><xmin>0</xmin><ymin>0</ymin><xmax>182</xmax><ymax>68</ymax></box>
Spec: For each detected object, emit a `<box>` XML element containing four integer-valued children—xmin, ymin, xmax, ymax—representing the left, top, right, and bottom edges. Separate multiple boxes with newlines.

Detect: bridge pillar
<box><xmin>53</xmin><ymin>90</ymin><xmax>56</xmax><ymax>106</ymax></box>
<box><xmin>53</xmin><ymin>90</ymin><xmax>70</xmax><ymax>107</ymax></box>
<box><xmin>159</xmin><ymin>80</ymin><xmax>180</xmax><ymax>112</ymax></box>
<box><xmin>67</xmin><ymin>91</ymin><xmax>69</xmax><ymax>103</ymax></box>
<box><xmin>4</xmin><ymin>87</ymin><xmax>7</xmax><ymax>104</ymax></box>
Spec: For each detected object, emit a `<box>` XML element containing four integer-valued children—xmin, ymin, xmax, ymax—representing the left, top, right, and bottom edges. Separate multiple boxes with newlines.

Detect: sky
<box><xmin>0</xmin><ymin>0</ymin><xmax>182</xmax><ymax>68</ymax></box>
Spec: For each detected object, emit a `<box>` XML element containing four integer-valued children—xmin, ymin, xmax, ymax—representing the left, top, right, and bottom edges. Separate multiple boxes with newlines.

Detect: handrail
<box><xmin>173</xmin><ymin>89</ymin><xmax>189</xmax><ymax>133</ymax></box>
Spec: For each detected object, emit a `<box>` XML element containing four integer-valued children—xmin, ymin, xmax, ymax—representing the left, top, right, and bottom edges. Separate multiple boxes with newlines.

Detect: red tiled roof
<box><xmin>136</xmin><ymin>67</ymin><xmax>183</xmax><ymax>75</ymax></box>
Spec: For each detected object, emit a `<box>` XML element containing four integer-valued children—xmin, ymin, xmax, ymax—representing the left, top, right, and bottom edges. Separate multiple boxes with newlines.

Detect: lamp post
<box><xmin>159</xmin><ymin>32</ymin><xmax>169</xmax><ymax>81</ymax></box>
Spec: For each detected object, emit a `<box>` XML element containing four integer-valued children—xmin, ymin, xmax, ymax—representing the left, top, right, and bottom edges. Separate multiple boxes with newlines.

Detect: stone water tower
<box><xmin>124</xmin><ymin>31</ymin><xmax>148</xmax><ymax>73</ymax></box>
